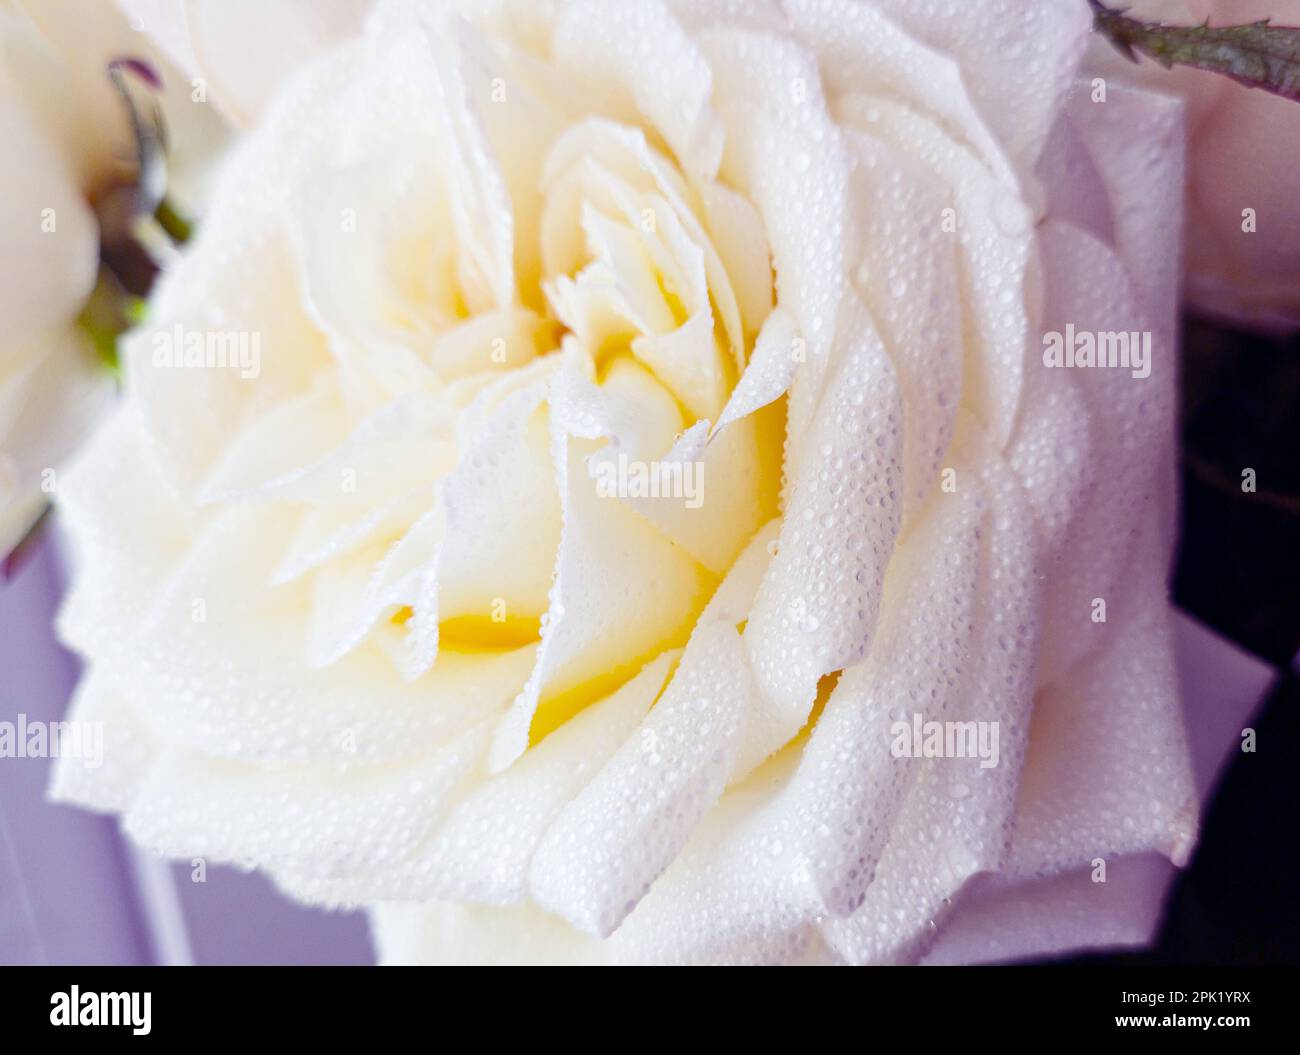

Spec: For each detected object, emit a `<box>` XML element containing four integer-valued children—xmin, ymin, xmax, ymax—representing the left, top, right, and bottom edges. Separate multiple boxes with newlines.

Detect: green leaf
<box><xmin>74</xmin><ymin>267</ymin><xmax>140</xmax><ymax>377</ymax></box>
<box><xmin>153</xmin><ymin>196</ymin><xmax>192</xmax><ymax>245</ymax></box>
<box><xmin>1090</xmin><ymin>0</ymin><xmax>1300</xmax><ymax>102</ymax></box>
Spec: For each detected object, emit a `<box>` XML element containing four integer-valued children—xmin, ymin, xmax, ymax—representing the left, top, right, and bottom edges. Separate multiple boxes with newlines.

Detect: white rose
<box><xmin>54</xmin><ymin>0</ymin><xmax>1198</xmax><ymax>965</ymax></box>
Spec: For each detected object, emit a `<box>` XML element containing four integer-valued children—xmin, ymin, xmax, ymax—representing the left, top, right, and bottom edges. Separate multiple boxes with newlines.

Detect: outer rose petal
<box><xmin>854</xmin><ymin>0</ymin><xmax>1087</xmax><ymax>164</ymax></box>
<box><xmin>921</xmin><ymin>615</ymin><xmax>1275</xmax><ymax>964</ymax></box>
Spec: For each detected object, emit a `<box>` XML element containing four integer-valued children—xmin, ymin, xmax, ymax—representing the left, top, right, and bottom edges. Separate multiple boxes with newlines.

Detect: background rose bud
<box><xmin>0</xmin><ymin>0</ymin><xmax>372</xmax><ymax>560</ymax></box>
<box><xmin>1093</xmin><ymin>0</ymin><xmax>1300</xmax><ymax>330</ymax></box>
<box><xmin>0</xmin><ymin>2</ymin><xmax>121</xmax><ymax>558</ymax></box>
<box><xmin>115</xmin><ymin>0</ymin><xmax>374</xmax><ymax>130</ymax></box>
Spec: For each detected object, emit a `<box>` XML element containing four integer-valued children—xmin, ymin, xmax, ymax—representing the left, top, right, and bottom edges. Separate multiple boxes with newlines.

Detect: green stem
<box><xmin>1090</xmin><ymin>0</ymin><xmax>1300</xmax><ymax>102</ymax></box>
<box><xmin>153</xmin><ymin>197</ymin><xmax>192</xmax><ymax>245</ymax></box>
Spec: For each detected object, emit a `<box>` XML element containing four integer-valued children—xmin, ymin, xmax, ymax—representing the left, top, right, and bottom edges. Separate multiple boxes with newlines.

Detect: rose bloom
<box><xmin>54</xmin><ymin>0</ymin><xmax>1198</xmax><ymax>965</ymax></box>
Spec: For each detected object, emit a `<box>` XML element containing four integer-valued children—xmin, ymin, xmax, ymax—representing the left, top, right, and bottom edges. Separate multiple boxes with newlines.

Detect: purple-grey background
<box><xmin>0</xmin><ymin>538</ymin><xmax>372</xmax><ymax>965</ymax></box>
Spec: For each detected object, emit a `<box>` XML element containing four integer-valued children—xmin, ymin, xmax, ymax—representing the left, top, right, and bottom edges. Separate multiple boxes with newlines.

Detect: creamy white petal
<box><xmin>742</xmin><ymin>297</ymin><xmax>903</xmax><ymax>761</ymax></box>
<box><xmin>530</xmin><ymin>620</ymin><xmax>753</xmax><ymax>936</ymax></box>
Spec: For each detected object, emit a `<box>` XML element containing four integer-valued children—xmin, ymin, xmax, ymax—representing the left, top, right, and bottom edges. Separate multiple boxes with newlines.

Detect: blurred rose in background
<box><xmin>1096</xmin><ymin>0</ymin><xmax>1300</xmax><ymax>330</ymax></box>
